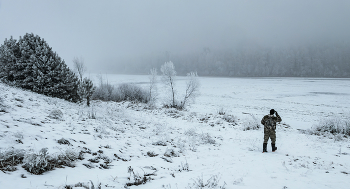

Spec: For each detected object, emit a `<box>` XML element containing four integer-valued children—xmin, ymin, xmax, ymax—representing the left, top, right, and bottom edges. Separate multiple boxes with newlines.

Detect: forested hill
<box><xmin>111</xmin><ymin>43</ymin><xmax>350</xmax><ymax>77</ymax></box>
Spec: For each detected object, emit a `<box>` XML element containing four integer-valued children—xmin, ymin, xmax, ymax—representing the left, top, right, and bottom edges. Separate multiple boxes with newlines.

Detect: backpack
<box><xmin>265</xmin><ymin>116</ymin><xmax>274</xmax><ymax>130</ymax></box>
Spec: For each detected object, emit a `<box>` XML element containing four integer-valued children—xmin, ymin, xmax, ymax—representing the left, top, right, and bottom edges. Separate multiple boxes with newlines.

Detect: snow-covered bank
<box><xmin>0</xmin><ymin>78</ymin><xmax>349</xmax><ymax>189</ymax></box>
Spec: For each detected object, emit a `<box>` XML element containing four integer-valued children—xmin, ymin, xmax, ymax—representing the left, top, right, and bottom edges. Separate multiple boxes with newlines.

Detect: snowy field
<box><xmin>95</xmin><ymin>74</ymin><xmax>350</xmax><ymax>130</ymax></box>
<box><xmin>0</xmin><ymin>75</ymin><xmax>349</xmax><ymax>189</ymax></box>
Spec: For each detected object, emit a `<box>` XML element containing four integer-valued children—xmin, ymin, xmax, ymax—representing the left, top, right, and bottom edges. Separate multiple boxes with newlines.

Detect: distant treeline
<box><xmin>112</xmin><ymin>42</ymin><xmax>350</xmax><ymax>77</ymax></box>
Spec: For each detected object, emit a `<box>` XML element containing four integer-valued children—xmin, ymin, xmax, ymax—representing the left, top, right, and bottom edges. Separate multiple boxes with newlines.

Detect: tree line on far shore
<box><xmin>111</xmin><ymin>42</ymin><xmax>350</xmax><ymax>78</ymax></box>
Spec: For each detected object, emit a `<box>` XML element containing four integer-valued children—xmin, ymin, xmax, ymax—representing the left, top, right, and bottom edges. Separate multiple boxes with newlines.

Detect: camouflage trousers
<box><xmin>263</xmin><ymin>129</ymin><xmax>276</xmax><ymax>144</ymax></box>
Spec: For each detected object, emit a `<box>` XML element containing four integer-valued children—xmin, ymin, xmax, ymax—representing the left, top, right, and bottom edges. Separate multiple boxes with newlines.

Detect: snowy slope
<box><xmin>0</xmin><ymin>79</ymin><xmax>349</xmax><ymax>189</ymax></box>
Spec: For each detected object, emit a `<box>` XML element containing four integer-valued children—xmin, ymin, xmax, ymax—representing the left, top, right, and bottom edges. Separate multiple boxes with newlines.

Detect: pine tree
<box><xmin>81</xmin><ymin>77</ymin><xmax>95</xmax><ymax>106</ymax></box>
<box><xmin>0</xmin><ymin>33</ymin><xmax>81</xmax><ymax>102</ymax></box>
<box><xmin>0</xmin><ymin>36</ymin><xmax>20</xmax><ymax>82</ymax></box>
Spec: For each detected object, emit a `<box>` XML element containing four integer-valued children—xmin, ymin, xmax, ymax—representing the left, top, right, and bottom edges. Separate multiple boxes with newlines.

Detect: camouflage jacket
<box><xmin>261</xmin><ymin>114</ymin><xmax>282</xmax><ymax>131</ymax></box>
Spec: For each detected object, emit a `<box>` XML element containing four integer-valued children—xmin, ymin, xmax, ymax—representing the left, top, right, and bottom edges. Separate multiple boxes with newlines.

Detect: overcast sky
<box><xmin>1</xmin><ymin>0</ymin><xmax>350</xmax><ymax>72</ymax></box>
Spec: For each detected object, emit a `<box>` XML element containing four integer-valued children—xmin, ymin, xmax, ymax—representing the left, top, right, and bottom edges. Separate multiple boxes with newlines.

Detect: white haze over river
<box><xmin>93</xmin><ymin>74</ymin><xmax>350</xmax><ymax>130</ymax></box>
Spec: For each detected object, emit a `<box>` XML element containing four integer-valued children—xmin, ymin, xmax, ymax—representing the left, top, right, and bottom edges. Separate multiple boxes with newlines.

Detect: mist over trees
<box><xmin>112</xmin><ymin>42</ymin><xmax>350</xmax><ymax>78</ymax></box>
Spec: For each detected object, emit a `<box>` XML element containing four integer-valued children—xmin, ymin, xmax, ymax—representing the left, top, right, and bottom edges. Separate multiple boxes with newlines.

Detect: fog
<box><xmin>0</xmin><ymin>0</ymin><xmax>350</xmax><ymax>74</ymax></box>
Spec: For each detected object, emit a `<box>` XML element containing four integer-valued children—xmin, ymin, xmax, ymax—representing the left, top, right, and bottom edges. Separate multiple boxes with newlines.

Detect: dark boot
<box><xmin>272</xmin><ymin>143</ymin><xmax>277</xmax><ymax>152</ymax></box>
<box><xmin>262</xmin><ymin>143</ymin><xmax>267</xmax><ymax>153</ymax></box>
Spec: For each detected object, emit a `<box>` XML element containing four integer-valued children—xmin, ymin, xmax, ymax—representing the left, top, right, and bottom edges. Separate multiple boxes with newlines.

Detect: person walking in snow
<box><xmin>261</xmin><ymin>109</ymin><xmax>282</xmax><ymax>153</ymax></box>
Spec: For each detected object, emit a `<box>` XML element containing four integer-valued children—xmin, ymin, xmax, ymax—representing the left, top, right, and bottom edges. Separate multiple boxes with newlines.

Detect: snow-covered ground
<box><xmin>0</xmin><ymin>76</ymin><xmax>349</xmax><ymax>189</ymax></box>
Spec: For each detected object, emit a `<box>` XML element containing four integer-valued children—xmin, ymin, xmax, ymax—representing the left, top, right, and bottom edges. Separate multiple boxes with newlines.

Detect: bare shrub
<box><xmin>0</xmin><ymin>149</ymin><xmax>25</xmax><ymax>172</ymax></box>
<box><xmin>199</xmin><ymin>114</ymin><xmax>211</xmax><ymax>123</ymax></box>
<box><xmin>175</xmin><ymin>139</ymin><xmax>187</xmax><ymax>153</ymax></box>
<box><xmin>217</xmin><ymin>108</ymin><xmax>226</xmax><ymax>115</ymax></box>
<box><xmin>0</xmin><ymin>95</ymin><xmax>7</xmax><ymax>113</ymax></box>
<box><xmin>49</xmin><ymin>109</ymin><xmax>63</xmax><ymax>120</ymax></box>
<box><xmin>57</xmin><ymin>138</ymin><xmax>71</xmax><ymax>145</ymax></box>
<box><xmin>126</xmin><ymin>166</ymin><xmax>153</xmax><ymax>187</ymax></box>
<box><xmin>309</xmin><ymin>116</ymin><xmax>350</xmax><ymax>137</ymax></box>
<box><xmin>164</xmin><ymin>148</ymin><xmax>179</xmax><ymax>157</ymax></box>
<box><xmin>164</xmin><ymin>108</ymin><xmax>183</xmax><ymax>118</ymax></box>
<box><xmin>152</xmin><ymin>140</ymin><xmax>167</xmax><ymax>146</ymax></box>
<box><xmin>62</xmin><ymin>148</ymin><xmax>81</xmax><ymax>161</ymax></box>
<box><xmin>186</xmin><ymin>174</ymin><xmax>226</xmax><ymax>189</ymax></box>
<box><xmin>147</xmin><ymin>151</ymin><xmax>159</xmax><ymax>157</ymax></box>
<box><xmin>55</xmin><ymin>149</ymin><xmax>80</xmax><ymax>168</ymax></box>
<box><xmin>64</xmin><ymin>180</ymin><xmax>102</xmax><ymax>189</ymax></box>
<box><xmin>179</xmin><ymin>72</ymin><xmax>200</xmax><ymax>110</ymax></box>
<box><xmin>92</xmin><ymin>76</ymin><xmax>149</xmax><ymax>103</ymax></box>
<box><xmin>87</xmin><ymin>106</ymin><xmax>96</xmax><ymax>119</ymax></box>
<box><xmin>114</xmin><ymin>83</ymin><xmax>149</xmax><ymax>103</ymax></box>
<box><xmin>200</xmin><ymin>133</ymin><xmax>216</xmax><ymax>144</ymax></box>
<box><xmin>242</xmin><ymin>114</ymin><xmax>261</xmax><ymax>131</ymax></box>
<box><xmin>334</xmin><ymin>134</ymin><xmax>343</xmax><ymax>141</ymax></box>
<box><xmin>92</xmin><ymin>83</ymin><xmax>115</xmax><ymax>101</ymax></box>
<box><xmin>23</xmin><ymin>148</ymin><xmax>54</xmax><ymax>175</ymax></box>
<box><xmin>87</xmin><ymin>153</ymin><xmax>112</xmax><ymax>169</ymax></box>
<box><xmin>14</xmin><ymin>131</ymin><xmax>24</xmax><ymax>139</ymax></box>
<box><xmin>91</xmin><ymin>74</ymin><xmax>113</xmax><ymax>101</ymax></box>
<box><xmin>184</xmin><ymin>128</ymin><xmax>198</xmax><ymax>137</ymax></box>
<box><xmin>162</xmin><ymin>100</ymin><xmax>182</xmax><ymax>110</ymax></box>
<box><xmin>222</xmin><ymin>114</ymin><xmax>237</xmax><ymax>124</ymax></box>
<box><xmin>23</xmin><ymin>148</ymin><xmax>79</xmax><ymax>175</ymax></box>
<box><xmin>179</xmin><ymin>160</ymin><xmax>190</xmax><ymax>172</ymax></box>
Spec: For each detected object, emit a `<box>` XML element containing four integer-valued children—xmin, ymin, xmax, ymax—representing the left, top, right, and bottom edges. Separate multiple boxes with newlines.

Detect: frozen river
<box><xmin>92</xmin><ymin>74</ymin><xmax>350</xmax><ymax>130</ymax></box>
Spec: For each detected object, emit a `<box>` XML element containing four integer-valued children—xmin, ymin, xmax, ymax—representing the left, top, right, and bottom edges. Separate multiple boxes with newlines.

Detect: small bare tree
<box><xmin>161</xmin><ymin>61</ymin><xmax>176</xmax><ymax>107</ymax></box>
<box><xmin>180</xmin><ymin>72</ymin><xmax>200</xmax><ymax>109</ymax></box>
<box><xmin>73</xmin><ymin>57</ymin><xmax>95</xmax><ymax>106</ymax></box>
<box><xmin>148</xmin><ymin>68</ymin><xmax>158</xmax><ymax>107</ymax></box>
<box><xmin>73</xmin><ymin>57</ymin><xmax>86</xmax><ymax>82</ymax></box>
